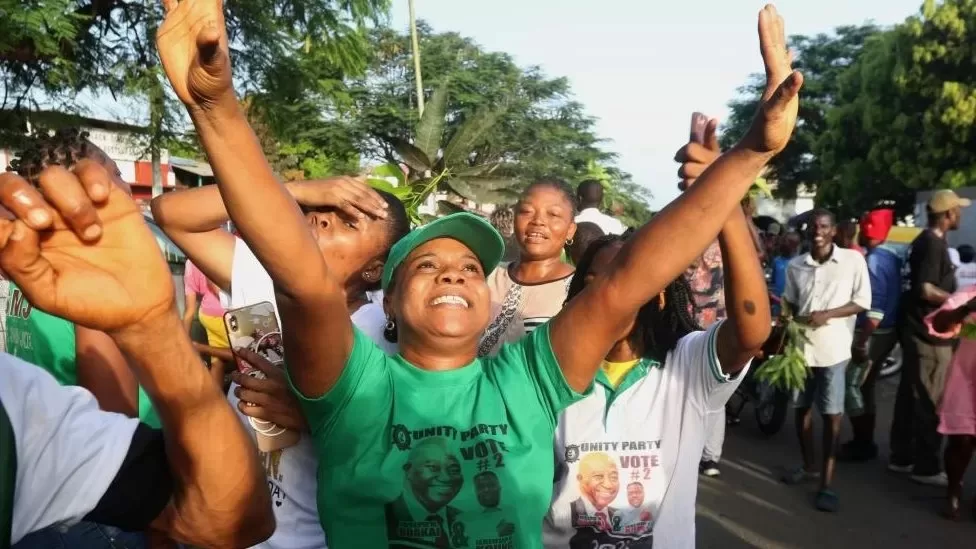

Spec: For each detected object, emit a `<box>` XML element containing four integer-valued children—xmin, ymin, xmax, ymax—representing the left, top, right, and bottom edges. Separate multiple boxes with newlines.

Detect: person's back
<box><xmin>575</xmin><ymin>180</ymin><xmax>626</xmax><ymax>236</ymax></box>
<box><xmin>954</xmin><ymin>244</ymin><xmax>976</xmax><ymax>288</ymax></box>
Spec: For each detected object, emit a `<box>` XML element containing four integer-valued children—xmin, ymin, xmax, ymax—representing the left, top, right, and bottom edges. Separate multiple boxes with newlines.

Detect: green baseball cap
<box><xmin>381</xmin><ymin>212</ymin><xmax>505</xmax><ymax>290</ymax></box>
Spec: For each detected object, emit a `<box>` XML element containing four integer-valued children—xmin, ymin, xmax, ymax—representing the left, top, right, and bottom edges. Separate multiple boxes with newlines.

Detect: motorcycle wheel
<box><xmin>754</xmin><ymin>381</ymin><xmax>790</xmax><ymax>436</ymax></box>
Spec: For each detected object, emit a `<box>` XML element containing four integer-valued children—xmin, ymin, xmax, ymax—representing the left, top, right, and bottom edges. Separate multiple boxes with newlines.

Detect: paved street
<box><xmin>697</xmin><ymin>374</ymin><xmax>976</xmax><ymax>548</ymax></box>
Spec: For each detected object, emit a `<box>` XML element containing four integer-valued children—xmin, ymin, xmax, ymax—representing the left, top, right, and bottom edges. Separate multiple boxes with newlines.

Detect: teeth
<box><xmin>527</xmin><ymin>232</ymin><xmax>545</xmax><ymax>239</ymax></box>
<box><xmin>431</xmin><ymin>295</ymin><xmax>469</xmax><ymax>308</ymax></box>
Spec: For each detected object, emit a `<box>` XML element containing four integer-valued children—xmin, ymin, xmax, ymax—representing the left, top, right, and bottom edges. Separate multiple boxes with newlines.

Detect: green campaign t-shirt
<box><xmin>5</xmin><ymin>284</ymin><xmax>160</xmax><ymax>429</ymax></box>
<box><xmin>292</xmin><ymin>323</ymin><xmax>587</xmax><ymax>549</ymax></box>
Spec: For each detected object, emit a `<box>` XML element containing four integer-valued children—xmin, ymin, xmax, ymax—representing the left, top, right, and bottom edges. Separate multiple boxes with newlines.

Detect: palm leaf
<box><xmin>415</xmin><ymin>80</ymin><xmax>449</xmax><ymax>161</ymax></box>
<box><xmin>444</xmin><ymin>177</ymin><xmax>520</xmax><ymax>204</ymax></box>
<box><xmin>389</xmin><ymin>137</ymin><xmax>432</xmax><ymax>172</ymax></box>
<box><xmin>441</xmin><ymin>107</ymin><xmax>506</xmax><ymax>169</ymax></box>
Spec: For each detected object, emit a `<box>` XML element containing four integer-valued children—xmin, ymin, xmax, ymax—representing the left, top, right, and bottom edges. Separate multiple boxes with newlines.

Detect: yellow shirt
<box><xmin>601</xmin><ymin>358</ymin><xmax>642</xmax><ymax>388</ymax></box>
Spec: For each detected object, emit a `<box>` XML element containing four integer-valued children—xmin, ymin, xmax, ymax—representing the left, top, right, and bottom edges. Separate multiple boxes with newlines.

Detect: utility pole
<box><xmin>408</xmin><ymin>0</ymin><xmax>424</xmax><ymax>116</ymax></box>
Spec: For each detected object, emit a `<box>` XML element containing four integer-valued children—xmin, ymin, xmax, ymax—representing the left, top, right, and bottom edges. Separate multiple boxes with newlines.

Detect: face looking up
<box><xmin>387</xmin><ymin>237</ymin><xmax>492</xmax><ymax>346</ymax></box>
<box><xmin>303</xmin><ymin>206</ymin><xmax>390</xmax><ymax>288</ymax></box>
<box><xmin>515</xmin><ymin>184</ymin><xmax>577</xmax><ymax>262</ymax></box>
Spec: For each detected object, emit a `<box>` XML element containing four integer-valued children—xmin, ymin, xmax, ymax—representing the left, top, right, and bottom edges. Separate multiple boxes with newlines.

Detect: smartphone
<box><xmin>223</xmin><ymin>301</ymin><xmax>284</xmax><ymax>374</ymax></box>
<box><xmin>679</xmin><ymin>112</ymin><xmax>710</xmax><ymax>192</ymax></box>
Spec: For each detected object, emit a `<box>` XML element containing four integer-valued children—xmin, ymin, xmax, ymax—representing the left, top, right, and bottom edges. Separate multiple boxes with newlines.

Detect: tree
<box><xmin>0</xmin><ymin>0</ymin><xmax>390</xmax><ymax>156</ymax></box>
<box><xmin>816</xmin><ymin>0</ymin><xmax>976</xmax><ymax>217</ymax></box>
<box><xmin>351</xmin><ymin>23</ymin><xmax>651</xmax><ymax>221</ymax></box>
<box><xmin>721</xmin><ymin>24</ymin><xmax>880</xmax><ymax>199</ymax></box>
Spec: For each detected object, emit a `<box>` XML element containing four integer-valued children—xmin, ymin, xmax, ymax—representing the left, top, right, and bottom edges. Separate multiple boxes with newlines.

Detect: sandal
<box><xmin>781</xmin><ymin>466</ymin><xmax>819</xmax><ymax>485</ymax></box>
<box><xmin>815</xmin><ymin>489</ymin><xmax>839</xmax><ymax>513</ymax></box>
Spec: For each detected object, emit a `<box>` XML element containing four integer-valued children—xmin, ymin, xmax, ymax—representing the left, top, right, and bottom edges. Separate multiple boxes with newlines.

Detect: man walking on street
<box><xmin>575</xmin><ymin>180</ymin><xmax>626</xmax><ymax>236</ymax></box>
<box><xmin>889</xmin><ymin>190</ymin><xmax>970</xmax><ymax>485</ymax></box>
<box><xmin>841</xmin><ymin>208</ymin><xmax>901</xmax><ymax>461</ymax></box>
<box><xmin>782</xmin><ymin>209</ymin><xmax>871</xmax><ymax>513</ymax></box>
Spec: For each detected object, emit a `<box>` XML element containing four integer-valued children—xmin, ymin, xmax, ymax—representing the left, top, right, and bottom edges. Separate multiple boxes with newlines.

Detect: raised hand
<box><xmin>741</xmin><ymin>5</ymin><xmax>803</xmax><ymax>156</ymax></box>
<box><xmin>156</xmin><ymin>0</ymin><xmax>233</xmax><ymax>110</ymax></box>
<box><xmin>675</xmin><ymin>117</ymin><xmax>720</xmax><ymax>190</ymax></box>
<box><xmin>0</xmin><ymin>163</ymin><xmax>174</xmax><ymax>333</ymax></box>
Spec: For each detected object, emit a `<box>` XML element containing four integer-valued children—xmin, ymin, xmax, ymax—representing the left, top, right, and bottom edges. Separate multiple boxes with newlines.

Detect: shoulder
<box><xmin>836</xmin><ymin>247</ymin><xmax>867</xmax><ymax>265</ymax></box>
<box><xmin>787</xmin><ymin>255</ymin><xmax>808</xmax><ymax>269</ymax></box>
<box><xmin>352</xmin><ymin>297</ymin><xmax>398</xmax><ymax>355</ymax></box>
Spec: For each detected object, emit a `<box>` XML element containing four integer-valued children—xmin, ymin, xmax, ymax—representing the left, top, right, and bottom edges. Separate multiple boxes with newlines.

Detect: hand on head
<box><xmin>288</xmin><ymin>177</ymin><xmax>390</xmax><ymax>221</ymax></box>
<box><xmin>0</xmin><ymin>163</ymin><xmax>174</xmax><ymax>333</ymax></box>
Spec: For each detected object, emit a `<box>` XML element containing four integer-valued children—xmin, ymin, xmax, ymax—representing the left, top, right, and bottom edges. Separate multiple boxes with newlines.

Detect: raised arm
<box><xmin>0</xmin><ymin>165</ymin><xmax>273</xmax><ymax>547</ymax></box>
<box><xmin>549</xmin><ymin>5</ymin><xmax>801</xmax><ymax>391</ymax></box>
<box><xmin>155</xmin><ymin>0</ymin><xmax>363</xmax><ymax>397</ymax></box>
<box><xmin>715</xmin><ymin>205</ymin><xmax>772</xmax><ymax>373</ymax></box>
<box><xmin>75</xmin><ymin>327</ymin><xmax>139</xmax><ymax>417</ymax></box>
<box><xmin>151</xmin><ymin>186</ymin><xmax>236</xmax><ymax>291</ymax></box>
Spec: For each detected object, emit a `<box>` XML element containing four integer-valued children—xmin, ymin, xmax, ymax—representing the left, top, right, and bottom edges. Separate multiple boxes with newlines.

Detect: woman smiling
<box><xmin>155</xmin><ymin>1</ymin><xmax>801</xmax><ymax>546</ymax></box>
<box><xmin>480</xmin><ymin>179</ymin><xmax>578</xmax><ymax>356</ymax></box>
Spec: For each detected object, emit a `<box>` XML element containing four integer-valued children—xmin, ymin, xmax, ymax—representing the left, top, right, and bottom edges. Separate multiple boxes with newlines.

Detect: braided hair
<box><xmin>7</xmin><ymin>128</ymin><xmax>95</xmax><ymax>186</ymax></box>
<box><xmin>566</xmin><ymin>234</ymin><xmax>701</xmax><ymax>364</ymax></box>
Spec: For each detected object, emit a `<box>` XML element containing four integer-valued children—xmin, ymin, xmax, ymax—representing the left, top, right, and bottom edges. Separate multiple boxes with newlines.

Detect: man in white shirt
<box><xmin>781</xmin><ymin>209</ymin><xmax>871</xmax><ymax>513</ymax></box>
<box><xmin>575</xmin><ymin>180</ymin><xmax>626</xmax><ymax>236</ymax></box>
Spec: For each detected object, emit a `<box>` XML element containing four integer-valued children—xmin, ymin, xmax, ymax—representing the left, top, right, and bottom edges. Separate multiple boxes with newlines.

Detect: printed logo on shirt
<box><xmin>560</xmin><ymin>440</ymin><xmax>661</xmax><ymax>548</ymax></box>
<box><xmin>262</xmin><ymin>449</ymin><xmax>287</xmax><ymax>508</ymax></box>
<box><xmin>6</xmin><ymin>287</ymin><xmax>33</xmax><ymax>320</ymax></box>
<box><xmin>385</xmin><ymin>423</ymin><xmax>517</xmax><ymax>549</ymax></box>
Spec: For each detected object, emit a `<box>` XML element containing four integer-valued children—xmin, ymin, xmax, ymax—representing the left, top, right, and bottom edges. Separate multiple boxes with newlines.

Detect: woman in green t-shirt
<box><xmin>156</xmin><ymin>2</ymin><xmax>801</xmax><ymax>546</ymax></box>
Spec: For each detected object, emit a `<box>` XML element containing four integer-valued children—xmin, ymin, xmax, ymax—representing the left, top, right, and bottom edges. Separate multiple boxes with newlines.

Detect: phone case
<box><xmin>222</xmin><ymin>301</ymin><xmax>284</xmax><ymax>374</ymax></box>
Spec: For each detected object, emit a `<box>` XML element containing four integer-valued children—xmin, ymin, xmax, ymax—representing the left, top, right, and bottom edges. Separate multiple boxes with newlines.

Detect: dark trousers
<box><xmin>889</xmin><ymin>330</ymin><xmax>953</xmax><ymax>475</ymax></box>
<box><xmin>13</xmin><ymin>522</ymin><xmax>145</xmax><ymax>549</ymax></box>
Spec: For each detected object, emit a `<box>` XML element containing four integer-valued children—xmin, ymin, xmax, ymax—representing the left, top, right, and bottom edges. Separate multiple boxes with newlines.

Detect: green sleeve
<box><xmin>286</xmin><ymin>327</ymin><xmax>392</xmax><ymax>438</ymax></box>
<box><xmin>488</xmin><ymin>323</ymin><xmax>591</xmax><ymax>429</ymax></box>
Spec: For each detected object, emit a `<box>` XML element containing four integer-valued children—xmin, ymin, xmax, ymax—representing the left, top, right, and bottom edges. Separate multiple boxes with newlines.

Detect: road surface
<box><xmin>697</xmin><ymin>374</ymin><xmax>976</xmax><ymax>548</ymax></box>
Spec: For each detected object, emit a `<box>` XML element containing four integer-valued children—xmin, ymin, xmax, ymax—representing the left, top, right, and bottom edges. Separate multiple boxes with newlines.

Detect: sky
<box><xmin>389</xmin><ymin>0</ymin><xmax>924</xmax><ymax>210</ymax></box>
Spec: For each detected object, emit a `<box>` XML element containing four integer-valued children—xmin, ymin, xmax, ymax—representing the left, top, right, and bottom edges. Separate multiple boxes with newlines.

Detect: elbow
<box><xmin>149</xmin><ymin>195</ymin><xmax>166</xmax><ymax>225</ymax></box>
<box><xmin>236</xmin><ymin>501</ymin><xmax>276</xmax><ymax>547</ymax></box>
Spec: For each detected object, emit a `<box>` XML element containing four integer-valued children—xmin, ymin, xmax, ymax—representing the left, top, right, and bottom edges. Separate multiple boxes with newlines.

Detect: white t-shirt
<box><xmin>227</xmin><ymin>239</ymin><xmax>395</xmax><ymax>549</ymax></box>
<box><xmin>544</xmin><ymin>322</ymin><xmax>746</xmax><ymax>549</ymax></box>
<box><xmin>575</xmin><ymin>207</ymin><xmax>626</xmax><ymax>236</ymax></box>
<box><xmin>1</xmin><ymin>354</ymin><xmax>139</xmax><ymax>544</ymax></box>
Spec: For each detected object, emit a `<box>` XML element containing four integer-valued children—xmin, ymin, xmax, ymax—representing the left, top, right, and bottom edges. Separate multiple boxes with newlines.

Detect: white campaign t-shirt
<box><xmin>544</xmin><ymin>322</ymin><xmax>746</xmax><ymax>549</ymax></box>
<box><xmin>227</xmin><ymin>239</ymin><xmax>396</xmax><ymax>549</ymax></box>
<box><xmin>1</xmin><ymin>354</ymin><xmax>139</xmax><ymax>544</ymax></box>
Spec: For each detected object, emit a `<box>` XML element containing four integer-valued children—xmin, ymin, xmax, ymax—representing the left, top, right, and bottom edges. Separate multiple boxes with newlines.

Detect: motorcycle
<box><xmin>726</xmin><ymin>295</ymin><xmax>792</xmax><ymax>436</ymax></box>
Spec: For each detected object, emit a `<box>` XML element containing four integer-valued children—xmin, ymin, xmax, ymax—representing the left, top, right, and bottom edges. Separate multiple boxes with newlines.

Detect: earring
<box><xmin>385</xmin><ymin>319</ymin><xmax>395</xmax><ymax>331</ymax></box>
<box><xmin>566</xmin><ymin>238</ymin><xmax>574</xmax><ymax>246</ymax></box>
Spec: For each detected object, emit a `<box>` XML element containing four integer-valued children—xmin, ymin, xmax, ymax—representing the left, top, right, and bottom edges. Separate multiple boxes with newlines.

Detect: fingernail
<box><xmin>90</xmin><ymin>183</ymin><xmax>107</xmax><ymax>199</ymax></box>
<box><xmin>82</xmin><ymin>225</ymin><xmax>102</xmax><ymax>240</ymax></box>
<box><xmin>28</xmin><ymin>209</ymin><xmax>49</xmax><ymax>226</ymax></box>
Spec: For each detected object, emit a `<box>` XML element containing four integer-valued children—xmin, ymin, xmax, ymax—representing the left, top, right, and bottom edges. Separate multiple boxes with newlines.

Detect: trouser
<box><xmin>13</xmin><ymin>522</ymin><xmax>145</xmax><ymax>549</ymax></box>
<box><xmin>858</xmin><ymin>329</ymin><xmax>899</xmax><ymax>417</ymax></box>
<box><xmin>702</xmin><ymin>408</ymin><xmax>725</xmax><ymax>462</ymax></box>
<box><xmin>889</xmin><ymin>331</ymin><xmax>953</xmax><ymax>475</ymax></box>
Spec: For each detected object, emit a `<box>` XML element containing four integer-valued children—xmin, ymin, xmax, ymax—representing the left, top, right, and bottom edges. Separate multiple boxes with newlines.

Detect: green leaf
<box><xmin>415</xmin><ymin>80</ymin><xmax>449</xmax><ymax>161</ymax></box>
<box><xmin>389</xmin><ymin>138</ymin><xmax>432</xmax><ymax>172</ymax></box>
<box><xmin>369</xmin><ymin>163</ymin><xmax>407</xmax><ymax>188</ymax></box>
<box><xmin>441</xmin><ymin>107</ymin><xmax>506</xmax><ymax>168</ymax></box>
<box><xmin>444</xmin><ymin>177</ymin><xmax>519</xmax><ymax>204</ymax></box>
<box><xmin>749</xmin><ymin>177</ymin><xmax>774</xmax><ymax>198</ymax></box>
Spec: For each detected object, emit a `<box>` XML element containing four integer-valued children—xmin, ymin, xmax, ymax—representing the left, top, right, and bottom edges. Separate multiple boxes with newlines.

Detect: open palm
<box><xmin>156</xmin><ymin>0</ymin><xmax>233</xmax><ymax>108</ymax></box>
<box><xmin>743</xmin><ymin>5</ymin><xmax>803</xmax><ymax>155</ymax></box>
<box><xmin>2</xmin><ymin>188</ymin><xmax>174</xmax><ymax>333</ymax></box>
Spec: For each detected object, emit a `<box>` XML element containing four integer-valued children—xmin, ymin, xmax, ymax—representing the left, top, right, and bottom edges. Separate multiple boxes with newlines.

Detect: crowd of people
<box><xmin>0</xmin><ymin>2</ymin><xmax>973</xmax><ymax>549</ymax></box>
